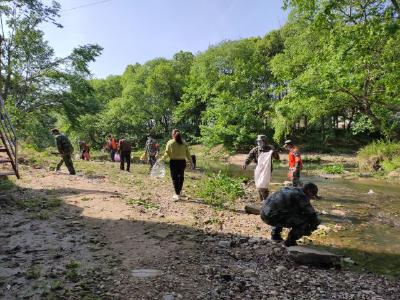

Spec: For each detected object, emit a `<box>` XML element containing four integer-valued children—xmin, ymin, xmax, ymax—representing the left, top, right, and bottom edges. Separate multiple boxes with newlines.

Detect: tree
<box><xmin>0</xmin><ymin>0</ymin><xmax>103</xmax><ymax>147</ymax></box>
<box><xmin>271</xmin><ymin>0</ymin><xmax>400</xmax><ymax>141</ymax></box>
<box><xmin>177</xmin><ymin>34</ymin><xmax>284</xmax><ymax>150</ymax></box>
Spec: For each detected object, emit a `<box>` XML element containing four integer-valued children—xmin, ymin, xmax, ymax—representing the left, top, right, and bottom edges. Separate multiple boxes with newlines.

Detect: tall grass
<box><xmin>196</xmin><ymin>171</ymin><xmax>244</xmax><ymax>209</ymax></box>
<box><xmin>357</xmin><ymin>141</ymin><xmax>400</xmax><ymax>172</ymax></box>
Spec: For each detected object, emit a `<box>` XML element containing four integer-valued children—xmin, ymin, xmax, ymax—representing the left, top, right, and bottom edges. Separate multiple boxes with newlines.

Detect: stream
<box><xmin>198</xmin><ymin>159</ymin><xmax>400</xmax><ymax>276</ymax></box>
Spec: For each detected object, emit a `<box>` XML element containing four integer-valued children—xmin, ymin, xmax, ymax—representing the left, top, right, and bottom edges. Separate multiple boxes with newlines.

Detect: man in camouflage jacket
<box><xmin>242</xmin><ymin>135</ymin><xmax>280</xmax><ymax>201</ymax></box>
<box><xmin>52</xmin><ymin>128</ymin><xmax>76</xmax><ymax>175</ymax></box>
<box><xmin>260</xmin><ymin>182</ymin><xmax>321</xmax><ymax>246</ymax></box>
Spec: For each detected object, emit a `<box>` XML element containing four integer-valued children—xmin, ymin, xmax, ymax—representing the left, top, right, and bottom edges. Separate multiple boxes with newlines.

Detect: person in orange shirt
<box><xmin>284</xmin><ymin>140</ymin><xmax>303</xmax><ymax>187</ymax></box>
<box><xmin>107</xmin><ymin>134</ymin><xmax>118</xmax><ymax>162</ymax></box>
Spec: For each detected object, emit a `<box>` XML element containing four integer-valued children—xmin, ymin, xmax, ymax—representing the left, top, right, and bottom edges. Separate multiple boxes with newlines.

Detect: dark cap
<box><xmin>51</xmin><ymin>128</ymin><xmax>59</xmax><ymax>134</ymax></box>
<box><xmin>303</xmin><ymin>182</ymin><xmax>321</xmax><ymax>199</ymax></box>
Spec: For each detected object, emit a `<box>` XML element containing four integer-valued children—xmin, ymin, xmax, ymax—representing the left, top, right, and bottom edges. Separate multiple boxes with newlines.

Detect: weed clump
<box><xmin>358</xmin><ymin>141</ymin><xmax>400</xmax><ymax>172</ymax></box>
<box><xmin>196</xmin><ymin>171</ymin><xmax>244</xmax><ymax>209</ymax></box>
<box><xmin>321</xmin><ymin>164</ymin><xmax>345</xmax><ymax>174</ymax></box>
<box><xmin>25</xmin><ymin>265</ymin><xmax>41</xmax><ymax>279</ymax></box>
<box><xmin>65</xmin><ymin>260</ymin><xmax>80</xmax><ymax>282</ymax></box>
<box><xmin>127</xmin><ymin>198</ymin><xmax>159</xmax><ymax>210</ymax></box>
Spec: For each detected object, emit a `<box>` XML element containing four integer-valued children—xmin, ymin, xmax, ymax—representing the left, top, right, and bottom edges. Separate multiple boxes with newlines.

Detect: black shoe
<box><xmin>284</xmin><ymin>239</ymin><xmax>298</xmax><ymax>247</ymax></box>
<box><xmin>271</xmin><ymin>234</ymin><xmax>283</xmax><ymax>242</ymax></box>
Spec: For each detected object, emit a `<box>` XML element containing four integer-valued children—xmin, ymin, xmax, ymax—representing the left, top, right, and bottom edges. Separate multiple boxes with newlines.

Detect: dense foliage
<box><xmin>0</xmin><ymin>0</ymin><xmax>102</xmax><ymax>148</ymax></box>
<box><xmin>1</xmin><ymin>0</ymin><xmax>399</xmax><ymax>151</ymax></box>
<box><xmin>358</xmin><ymin>140</ymin><xmax>400</xmax><ymax>171</ymax></box>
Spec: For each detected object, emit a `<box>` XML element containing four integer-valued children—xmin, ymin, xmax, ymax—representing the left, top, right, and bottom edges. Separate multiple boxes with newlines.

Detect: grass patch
<box><xmin>357</xmin><ymin>141</ymin><xmax>400</xmax><ymax>172</ymax></box>
<box><xmin>127</xmin><ymin>198</ymin><xmax>159</xmax><ymax>210</ymax></box>
<box><xmin>19</xmin><ymin>144</ymin><xmax>58</xmax><ymax>168</ymax></box>
<box><xmin>196</xmin><ymin>171</ymin><xmax>244</xmax><ymax>209</ymax></box>
<box><xmin>65</xmin><ymin>260</ymin><xmax>80</xmax><ymax>282</ymax></box>
<box><xmin>0</xmin><ymin>177</ymin><xmax>16</xmax><ymax>191</ymax></box>
<box><xmin>321</xmin><ymin>164</ymin><xmax>345</xmax><ymax>174</ymax></box>
<box><xmin>50</xmin><ymin>280</ymin><xmax>64</xmax><ymax>291</ymax></box>
<box><xmin>33</xmin><ymin>210</ymin><xmax>50</xmax><ymax>220</ymax></box>
<box><xmin>16</xmin><ymin>196</ymin><xmax>62</xmax><ymax>211</ymax></box>
<box><xmin>25</xmin><ymin>265</ymin><xmax>41</xmax><ymax>279</ymax></box>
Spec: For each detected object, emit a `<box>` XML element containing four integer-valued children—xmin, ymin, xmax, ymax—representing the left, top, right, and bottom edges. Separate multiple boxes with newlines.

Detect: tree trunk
<box><xmin>391</xmin><ymin>0</ymin><xmax>400</xmax><ymax>16</ymax></box>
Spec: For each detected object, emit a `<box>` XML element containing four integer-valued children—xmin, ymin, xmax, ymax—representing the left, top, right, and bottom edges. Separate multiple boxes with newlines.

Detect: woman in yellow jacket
<box><xmin>160</xmin><ymin>129</ymin><xmax>193</xmax><ymax>200</ymax></box>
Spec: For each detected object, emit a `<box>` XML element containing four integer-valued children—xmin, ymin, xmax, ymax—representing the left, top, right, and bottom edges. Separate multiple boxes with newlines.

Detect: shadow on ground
<box><xmin>1</xmin><ymin>178</ymin><xmax>400</xmax><ymax>299</ymax></box>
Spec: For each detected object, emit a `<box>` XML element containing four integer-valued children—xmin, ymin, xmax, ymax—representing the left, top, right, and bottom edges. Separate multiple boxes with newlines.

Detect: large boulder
<box><xmin>287</xmin><ymin>246</ymin><xmax>341</xmax><ymax>268</ymax></box>
<box><xmin>244</xmin><ymin>204</ymin><xmax>261</xmax><ymax>215</ymax></box>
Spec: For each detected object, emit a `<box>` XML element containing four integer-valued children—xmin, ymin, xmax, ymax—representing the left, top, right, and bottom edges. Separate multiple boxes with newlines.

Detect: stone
<box><xmin>342</xmin><ymin>257</ymin><xmax>356</xmax><ymax>265</ymax></box>
<box><xmin>244</xmin><ymin>205</ymin><xmax>261</xmax><ymax>215</ymax></box>
<box><xmin>275</xmin><ymin>265</ymin><xmax>288</xmax><ymax>273</ymax></box>
<box><xmin>273</xmin><ymin>247</ymin><xmax>283</xmax><ymax>256</ymax></box>
<box><xmin>163</xmin><ymin>293</ymin><xmax>175</xmax><ymax>300</ymax></box>
<box><xmin>131</xmin><ymin>269</ymin><xmax>162</xmax><ymax>279</ymax></box>
<box><xmin>248</xmin><ymin>237</ymin><xmax>261</xmax><ymax>244</ymax></box>
<box><xmin>218</xmin><ymin>240</ymin><xmax>232</xmax><ymax>248</ymax></box>
<box><xmin>388</xmin><ymin>170</ymin><xmax>400</xmax><ymax>178</ymax></box>
<box><xmin>330</xmin><ymin>209</ymin><xmax>346</xmax><ymax>217</ymax></box>
<box><xmin>243</xmin><ymin>269</ymin><xmax>255</xmax><ymax>277</ymax></box>
<box><xmin>287</xmin><ymin>246</ymin><xmax>341</xmax><ymax>268</ymax></box>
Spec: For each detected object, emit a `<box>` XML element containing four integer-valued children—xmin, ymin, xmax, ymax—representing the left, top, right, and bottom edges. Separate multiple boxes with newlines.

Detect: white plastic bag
<box><xmin>254</xmin><ymin>151</ymin><xmax>273</xmax><ymax>189</ymax></box>
<box><xmin>151</xmin><ymin>161</ymin><xmax>165</xmax><ymax>178</ymax></box>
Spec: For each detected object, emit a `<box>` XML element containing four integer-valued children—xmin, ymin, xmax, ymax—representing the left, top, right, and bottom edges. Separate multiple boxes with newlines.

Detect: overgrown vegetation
<box><xmin>0</xmin><ymin>177</ymin><xmax>16</xmax><ymax>191</ymax></box>
<box><xmin>321</xmin><ymin>164</ymin><xmax>345</xmax><ymax>175</ymax></box>
<box><xmin>358</xmin><ymin>141</ymin><xmax>400</xmax><ymax>173</ymax></box>
<box><xmin>196</xmin><ymin>172</ymin><xmax>245</xmax><ymax>209</ymax></box>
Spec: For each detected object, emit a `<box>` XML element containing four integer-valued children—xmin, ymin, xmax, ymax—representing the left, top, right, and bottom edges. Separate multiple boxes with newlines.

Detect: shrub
<box><xmin>358</xmin><ymin>141</ymin><xmax>400</xmax><ymax>172</ymax></box>
<box><xmin>196</xmin><ymin>171</ymin><xmax>244</xmax><ymax>209</ymax></box>
<box><xmin>321</xmin><ymin>164</ymin><xmax>345</xmax><ymax>174</ymax></box>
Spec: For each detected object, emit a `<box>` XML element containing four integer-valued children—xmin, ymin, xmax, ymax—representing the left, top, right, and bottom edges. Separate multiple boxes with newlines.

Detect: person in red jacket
<box><xmin>107</xmin><ymin>134</ymin><xmax>118</xmax><ymax>162</ymax></box>
<box><xmin>284</xmin><ymin>140</ymin><xmax>303</xmax><ymax>187</ymax></box>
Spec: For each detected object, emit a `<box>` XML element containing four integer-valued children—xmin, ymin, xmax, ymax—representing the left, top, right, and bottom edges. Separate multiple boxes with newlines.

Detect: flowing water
<box><xmin>198</xmin><ymin>159</ymin><xmax>400</xmax><ymax>276</ymax></box>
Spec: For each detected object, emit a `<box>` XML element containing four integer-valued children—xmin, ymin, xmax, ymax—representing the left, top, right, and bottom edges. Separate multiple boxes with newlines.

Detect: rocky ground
<box><xmin>0</xmin><ymin>160</ymin><xmax>399</xmax><ymax>299</ymax></box>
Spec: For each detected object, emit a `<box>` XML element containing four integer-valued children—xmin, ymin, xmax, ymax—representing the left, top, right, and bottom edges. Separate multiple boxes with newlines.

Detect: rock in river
<box><xmin>287</xmin><ymin>246</ymin><xmax>341</xmax><ymax>268</ymax></box>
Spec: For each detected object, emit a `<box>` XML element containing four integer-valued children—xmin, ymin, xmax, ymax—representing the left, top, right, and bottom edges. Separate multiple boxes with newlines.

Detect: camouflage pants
<box><xmin>292</xmin><ymin>169</ymin><xmax>301</xmax><ymax>187</ymax></box>
<box><xmin>56</xmin><ymin>153</ymin><xmax>76</xmax><ymax>175</ymax></box>
<box><xmin>257</xmin><ymin>188</ymin><xmax>269</xmax><ymax>201</ymax></box>
<box><xmin>148</xmin><ymin>155</ymin><xmax>157</xmax><ymax>170</ymax></box>
<box><xmin>270</xmin><ymin>214</ymin><xmax>320</xmax><ymax>242</ymax></box>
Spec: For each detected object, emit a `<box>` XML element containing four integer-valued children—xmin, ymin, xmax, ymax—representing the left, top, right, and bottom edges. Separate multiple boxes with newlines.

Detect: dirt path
<box><xmin>1</xmin><ymin>162</ymin><xmax>399</xmax><ymax>299</ymax></box>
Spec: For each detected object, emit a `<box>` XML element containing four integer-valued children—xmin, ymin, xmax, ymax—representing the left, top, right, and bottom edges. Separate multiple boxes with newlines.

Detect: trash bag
<box><xmin>114</xmin><ymin>153</ymin><xmax>121</xmax><ymax>162</ymax></box>
<box><xmin>140</xmin><ymin>152</ymin><xmax>147</xmax><ymax>161</ymax></box>
<box><xmin>254</xmin><ymin>151</ymin><xmax>273</xmax><ymax>189</ymax></box>
<box><xmin>151</xmin><ymin>161</ymin><xmax>165</xmax><ymax>178</ymax></box>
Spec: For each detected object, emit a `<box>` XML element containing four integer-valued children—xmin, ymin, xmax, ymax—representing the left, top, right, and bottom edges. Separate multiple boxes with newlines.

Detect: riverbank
<box><xmin>1</xmin><ymin>146</ymin><xmax>399</xmax><ymax>298</ymax></box>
